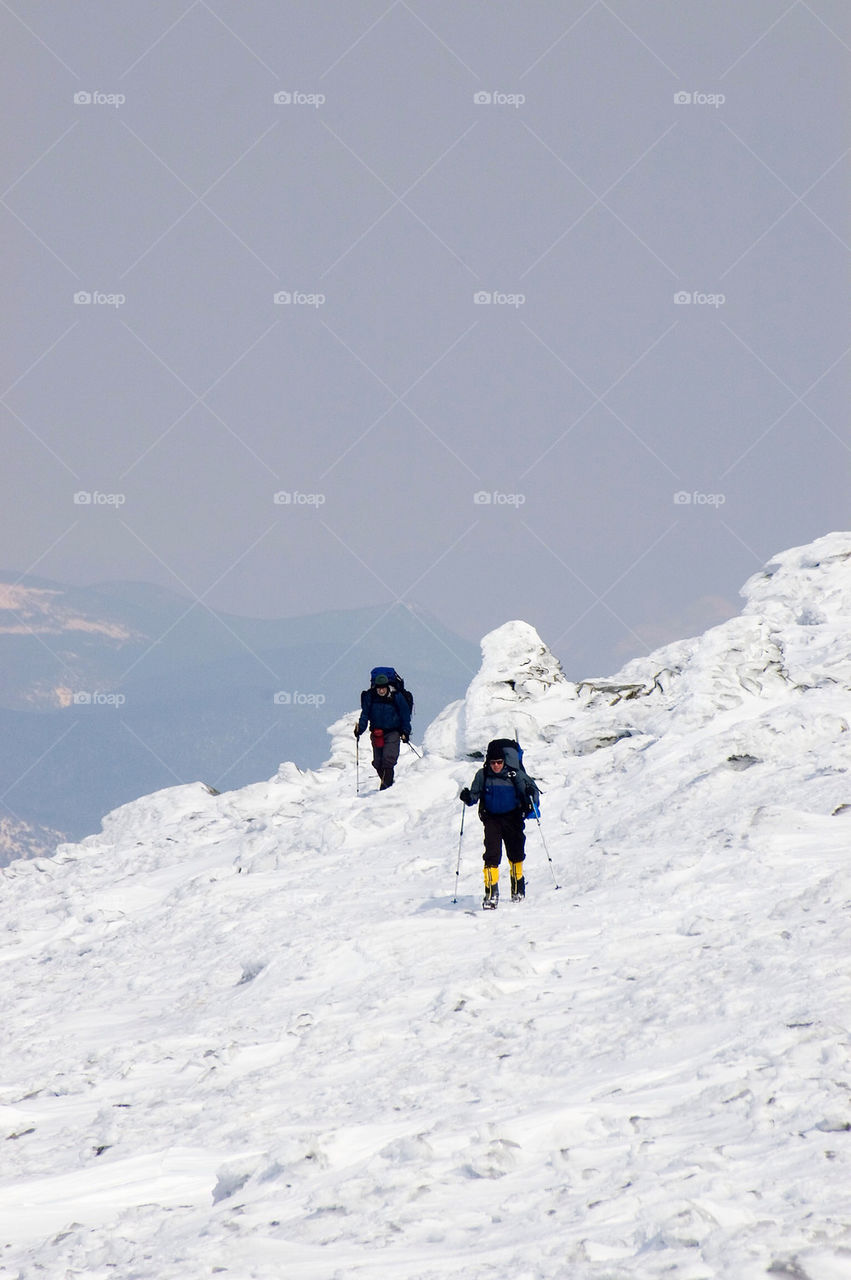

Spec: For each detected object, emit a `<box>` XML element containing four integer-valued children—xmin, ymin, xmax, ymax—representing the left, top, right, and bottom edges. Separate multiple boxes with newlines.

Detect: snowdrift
<box><xmin>1</xmin><ymin>534</ymin><xmax>850</xmax><ymax>1279</ymax></box>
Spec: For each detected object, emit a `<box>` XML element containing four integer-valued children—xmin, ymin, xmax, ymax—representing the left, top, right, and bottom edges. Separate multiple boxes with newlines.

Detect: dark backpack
<box><xmin>370</xmin><ymin>667</ymin><xmax>414</xmax><ymax>716</ymax></box>
<box><xmin>485</xmin><ymin>738</ymin><xmax>539</xmax><ymax>813</ymax></box>
<box><xmin>486</xmin><ymin>738</ymin><xmax>523</xmax><ymax>770</ymax></box>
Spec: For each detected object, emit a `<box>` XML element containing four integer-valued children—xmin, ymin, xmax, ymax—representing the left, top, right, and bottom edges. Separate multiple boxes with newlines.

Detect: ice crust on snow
<box><xmin>1</xmin><ymin>534</ymin><xmax>850</xmax><ymax>1278</ymax></box>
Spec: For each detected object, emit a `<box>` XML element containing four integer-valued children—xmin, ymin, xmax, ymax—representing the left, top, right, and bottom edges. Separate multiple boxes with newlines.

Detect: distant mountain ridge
<box><xmin>0</xmin><ymin>574</ymin><xmax>479</xmax><ymax>858</ymax></box>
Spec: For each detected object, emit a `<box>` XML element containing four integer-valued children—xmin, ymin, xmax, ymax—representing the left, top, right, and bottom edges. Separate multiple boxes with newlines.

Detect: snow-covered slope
<box><xmin>1</xmin><ymin>534</ymin><xmax>850</xmax><ymax>1280</ymax></box>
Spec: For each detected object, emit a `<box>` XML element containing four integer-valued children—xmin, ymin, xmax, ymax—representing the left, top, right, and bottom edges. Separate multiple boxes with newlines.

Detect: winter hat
<box><xmin>373</xmin><ymin>673</ymin><xmax>390</xmax><ymax>686</ymax></box>
<box><xmin>486</xmin><ymin>745</ymin><xmax>504</xmax><ymax>762</ymax></box>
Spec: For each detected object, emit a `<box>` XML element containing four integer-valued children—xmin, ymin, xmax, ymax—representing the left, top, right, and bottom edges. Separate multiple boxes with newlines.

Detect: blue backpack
<box><xmin>370</xmin><ymin>667</ymin><xmax>414</xmax><ymax>716</ymax></box>
<box><xmin>487</xmin><ymin>738</ymin><xmax>523</xmax><ymax>769</ymax></box>
<box><xmin>485</xmin><ymin>738</ymin><xmax>539</xmax><ymax>815</ymax></box>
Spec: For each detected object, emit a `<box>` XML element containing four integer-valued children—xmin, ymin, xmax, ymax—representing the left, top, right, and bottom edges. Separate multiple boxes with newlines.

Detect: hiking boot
<box><xmin>509</xmin><ymin>862</ymin><xmax>525</xmax><ymax>901</ymax></box>
<box><xmin>482</xmin><ymin>882</ymin><xmax>499</xmax><ymax>910</ymax></box>
<box><xmin>379</xmin><ymin>768</ymin><xmax>395</xmax><ymax>790</ymax></box>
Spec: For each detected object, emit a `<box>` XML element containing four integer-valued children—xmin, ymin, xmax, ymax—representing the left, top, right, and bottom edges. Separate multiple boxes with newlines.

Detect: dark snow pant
<box><xmin>481</xmin><ymin>810</ymin><xmax>526</xmax><ymax>868</ymax></box>
<box><xmin>371</xmin><ymin>730</ymin><xmax>401</xmax><ymax>789</ymax></box>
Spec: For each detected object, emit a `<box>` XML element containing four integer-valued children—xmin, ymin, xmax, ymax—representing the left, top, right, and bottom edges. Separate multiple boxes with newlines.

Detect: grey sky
<box><xmin>3</xmin><ymin>0</ymin><xmax>849</xmax><ymax>680</ymax></box>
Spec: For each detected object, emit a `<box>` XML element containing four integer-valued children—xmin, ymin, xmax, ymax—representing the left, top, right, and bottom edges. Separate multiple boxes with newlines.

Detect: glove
<box><xmin>459</xmin><ymin>787</ymin><xmax>471</xmax><ymax>805</ymax></box>
<box><xmin>353</xmin><ymin>724</ymin><xmax>361</xmax><ymax>739</ymax></box>
<box><xmin>401</xmin><ymin>733</ymin><xmax>409</xmax><ymax>743</ymax></box>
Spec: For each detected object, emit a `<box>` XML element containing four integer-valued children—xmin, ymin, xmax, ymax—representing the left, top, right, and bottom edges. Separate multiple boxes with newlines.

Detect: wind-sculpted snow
<box><xmin>1</xmin><ymin>536</ymin><xmax>850</xmax><ymax>1278</ymax></box>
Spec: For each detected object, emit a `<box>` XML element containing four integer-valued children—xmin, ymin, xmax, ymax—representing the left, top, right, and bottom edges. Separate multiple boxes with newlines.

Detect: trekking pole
<box><xmin>356</xmin><ymin>733</ymin><xmax>360</xmax><ymax>795</ymax></box>
<box><xmin>405</xmin><ymin>739</ymin><xmax>422</xmax><ymax>759</ymax></box>
<box><xmin>531</xmin><ymin>800</ymin><xmax>560</xmax><ymax>889</ymax></box>
<box><xmin>452</xmin><ymin>804</ymin><xmax>466</xmax><ymax>903</ymax></box>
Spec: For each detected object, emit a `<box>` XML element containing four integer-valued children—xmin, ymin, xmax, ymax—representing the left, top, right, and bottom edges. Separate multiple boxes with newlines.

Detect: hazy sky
<box><xmin>3</xmin><ymin>0</ymin><xmax>849</xmax><ymax>679</ymax></box>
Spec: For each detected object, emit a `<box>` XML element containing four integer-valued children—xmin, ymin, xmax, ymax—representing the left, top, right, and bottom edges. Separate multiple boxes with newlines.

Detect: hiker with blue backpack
<box><xmin>459</xmin><ymin>739</ymin><xmax>540</xmax><ymax>908</ymax></box>
<box><xmin>354</xmin><ymin>668</ymin><xmax>413</xmax><ymax>790</ymax></box>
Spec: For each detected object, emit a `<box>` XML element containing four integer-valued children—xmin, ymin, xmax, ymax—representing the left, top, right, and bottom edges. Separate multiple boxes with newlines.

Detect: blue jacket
<box><xmin>467</xmin><ymin>762</ymin><xmax>539</xmax><ymax>816</ymax></box>
<box><xmin>357</xmin><ymin>688</ymin><xmax>411</xmax><ymax>737</ymax></box>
